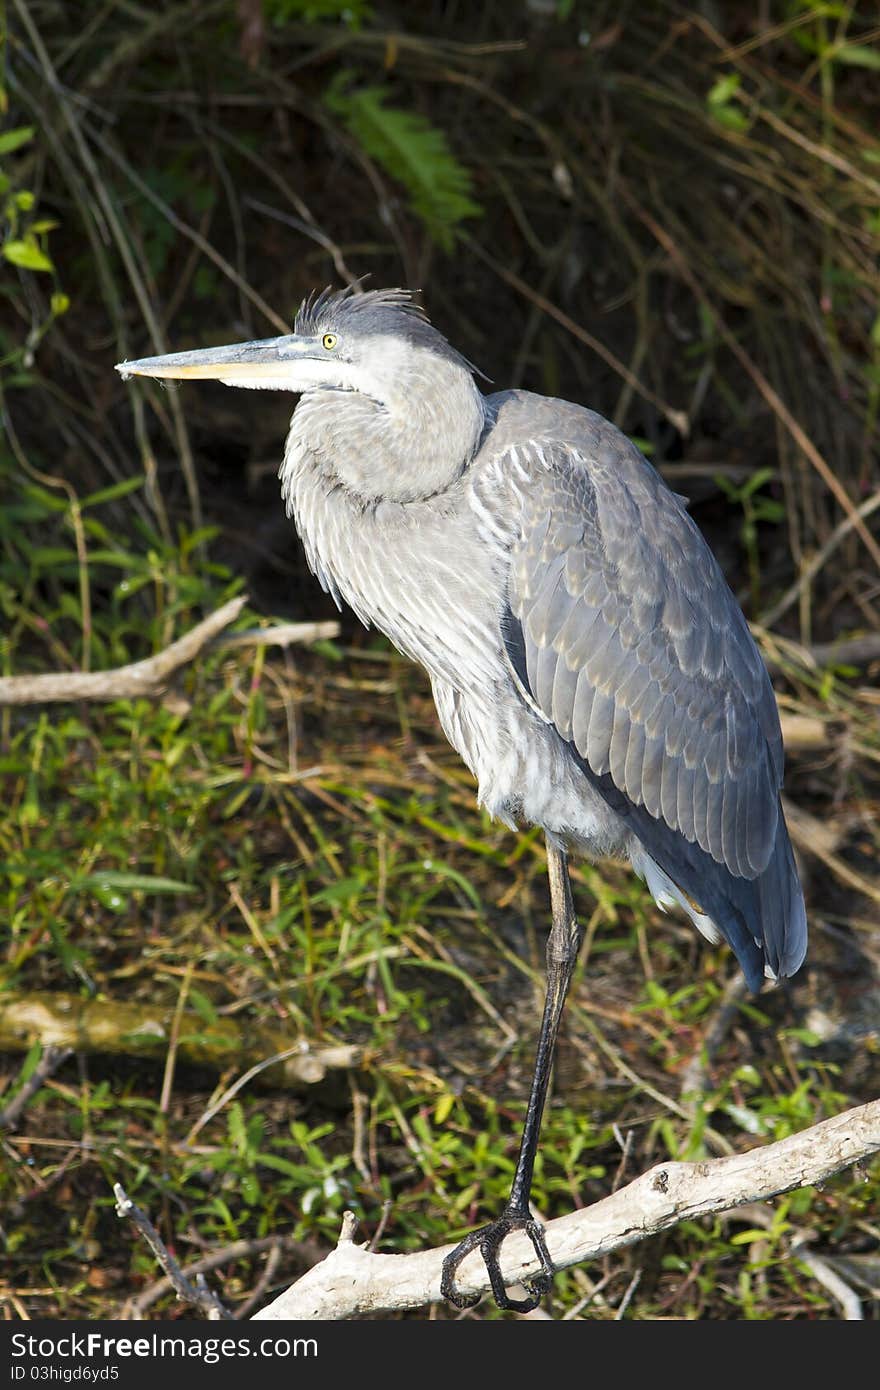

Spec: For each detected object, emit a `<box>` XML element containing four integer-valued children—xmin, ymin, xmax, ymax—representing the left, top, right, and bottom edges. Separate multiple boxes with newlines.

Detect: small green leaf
<box><xmin>834</xmin><ymin>43</ymin><xmax>880</xmax><ymax>69</ymax></box>
<box><xmin>74</xmin><ymin>871</ymin><xmax>195</xmax><ymax>895</ymax></box>
<box><xmin>267</xmin><ymin>0</ymin><xmax>372</xmax><ymax>26</ymax></box>
<box><xmin>434</xmin><ymin>1092</ymin><xmax>455</xmax><ymax>1125</ymax></box>
<box><xmin>29</xmin><ymin>547</ymin><xmax>79</xmax><ymax>566</ymax></box>
<box><xmin>311</xmin><ymin>638</ymin><xmax>343</xmax><ymax>662</ymax></box>
<box><xmin>780</xmin><ymin>1027</ymin><xmax>825</xmax><ymax>1047</ymax></box>
<box><xmin>3</xmin><ymin>239</ymin><xmax>54</xmax><ymax>272</ymax></box>
<box><xmin>730</xmin><ymin>1228</ymin><xmax>774</xmax><ymax>1246</ymax></box>
<box><xmin>628</xmin><ymin>436</ymin><xmax>655</xmax><ymax>456</ymax></box>
<box><xmin>188</xmin><ymin>989</ymin><xmax>219</xmax><ymax>1025</ymax></box>
<box><xmin>51</xmin><ymin>292</ymin><xmax>70</xmax><ymax>316</ymax></box>
<box><xmin>707</xmin><ymin>73</ymin><xmax>741</xmax><ymax>106</ymax></box>
<box><xmin>0</xmin><ymin>126</ymin><xmax>35</xmax><ymax>155</ymax></box>
<box><xmin>93</xmin><ymin>884</ymin><xmax>128</xmax><ymax>913</ymax></box>
<box><xmin>740</xmin><ymin>467</ymin><xmax>776</xmax><ymax>499</ymax></box>
<box><xmin>710</xmin><ymin>106</ymin><xmax>749</xmax><ymax>132</ymax></box>
<box><xmin>81</xmin><ymin>477</ymin><xmax>145</xmax><ymax>509</ymax></box>
<box><xmin>18</xmin><ymin>1041</ymin><xmax>45</xmax><ymax>1087</ymax></box>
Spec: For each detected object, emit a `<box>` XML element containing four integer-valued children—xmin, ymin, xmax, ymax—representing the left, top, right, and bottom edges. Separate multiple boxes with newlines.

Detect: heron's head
<box><xmin>115</xmin><ymin>287</ymin><xmax>480</xmax><ymax>406</ymax></box>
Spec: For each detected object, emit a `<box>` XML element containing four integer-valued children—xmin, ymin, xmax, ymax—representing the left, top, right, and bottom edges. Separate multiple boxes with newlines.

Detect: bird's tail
<box><xmin>632</xmin><ymin>806</ymin><xmax>807</xmax><ymax>993</ymax></box>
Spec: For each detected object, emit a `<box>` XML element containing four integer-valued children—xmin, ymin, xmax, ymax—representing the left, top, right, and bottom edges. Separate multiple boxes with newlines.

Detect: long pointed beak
<box><xmin>115</xmin><ymin>335</ymin><xmax>309</xmax><ymax>383</ymax></box>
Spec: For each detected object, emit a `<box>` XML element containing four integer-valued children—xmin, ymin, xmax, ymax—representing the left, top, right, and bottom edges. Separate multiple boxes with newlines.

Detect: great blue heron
<box><xmin>117</xmin><ymin>286</ymin><xmax>807</xmax><ymax>1312</ymax></box>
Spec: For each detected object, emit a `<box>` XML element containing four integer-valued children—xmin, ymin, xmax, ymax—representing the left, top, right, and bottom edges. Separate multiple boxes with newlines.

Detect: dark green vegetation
<box><xmin>2</xmin><ymin>1</ymin><xmax>879</xmax><ymax>1320</ymax></box>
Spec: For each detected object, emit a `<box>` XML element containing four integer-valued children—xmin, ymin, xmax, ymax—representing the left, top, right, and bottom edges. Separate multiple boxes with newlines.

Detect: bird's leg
<box><xmin>441</xmin><ymin>839</ymin><xmax>584</xmax><ymax>1312</ymax></box>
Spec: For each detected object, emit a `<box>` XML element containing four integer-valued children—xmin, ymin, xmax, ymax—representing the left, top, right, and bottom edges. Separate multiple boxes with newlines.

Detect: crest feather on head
<box><xmin>295</xmin><ymin>286</ymin><xmax>428</xmax><ymax>335</ymax></box>
<box><xmin>294</xmin><ymin>285</ymin><xmax>486</xmax><ymax>379</ymax></box>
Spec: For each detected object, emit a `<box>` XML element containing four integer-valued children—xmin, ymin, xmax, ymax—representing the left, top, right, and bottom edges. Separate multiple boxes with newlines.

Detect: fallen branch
<box><xmin>0</xmin><ymin>991</ymin><xmax>361</xmax><ymax>1090</ymax></box>
<box><xmin>0</xmin><ymin>599</ymin><xmax>340</xmax><ymax>706</ymax></box>
<box><xmin>252</xmin><ymin>1099</ymin><xmax>880</xmax><ymax>1319</ymax></box>
<box><xmin>0</xmin><ymin>596</ymin><xmax>247</xmax><ymax>705</ymax></box>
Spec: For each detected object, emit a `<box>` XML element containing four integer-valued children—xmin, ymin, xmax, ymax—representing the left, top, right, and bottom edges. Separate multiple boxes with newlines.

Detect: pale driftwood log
<box><xmin>0</xmin><ymin>991</ymin><xmax>361</xmax><ymax>1090</ymax></box>
<box><xmin>253</xmin><ymin>1099</ymin><xmax>880</xmax><ymax>1319</ymax></box>
<box><xmin>0</xmin><ymin>597</ymin><xmax>340</xmax><ymax>706</ymax></box>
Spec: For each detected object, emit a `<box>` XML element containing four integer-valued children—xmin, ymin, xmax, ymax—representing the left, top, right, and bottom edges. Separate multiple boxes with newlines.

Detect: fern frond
<box><xmin>325</xmin><ymin>79</ymin><xmax>482</xmax><ymax>251</ymax></box>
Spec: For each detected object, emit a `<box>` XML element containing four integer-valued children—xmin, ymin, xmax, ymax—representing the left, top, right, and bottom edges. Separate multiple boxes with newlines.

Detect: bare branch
<box><xmin>252</xmin><ymin>1099</ymin><xmax>880</xmax><ymax>1319</ymax></box>
<box><xmin>117</xmin><ymin>1234</ymin><xmax>324</xmax><ymax>1320</ymax></box>
<box><xmin>114</xmin><ymin>1183</ymin><xmax>232</xmax><ymax>1320</ymax></box>
<box><xmin>0</xmin><ymin>599</ymin><xmax>341</xmax><ymax>706</ymax></box>
<box><xmin>0</xmin><ymin>596</ymin><xmax>246</xmax><ymax>705</ymax></box>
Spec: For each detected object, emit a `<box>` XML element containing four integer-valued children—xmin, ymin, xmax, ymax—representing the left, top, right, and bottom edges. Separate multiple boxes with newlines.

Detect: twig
<box><xmin>783</xmin><ymin>797</ymin><xmax>880</xmax><ymax>906</ymax></box>
<box><xmin>182</xmin><ymin>1040</ymin><xmax>352</xmax><ymax>1145</ymax></box>
<box><xmin>113</xmin><ymin>1183</ymin><xmax>232</xmax><ymax>1320</ymax></box>
<box><xmin>159</xmin><ymin>963</ymin><xmax>195</xmax><ymax>1116</ymax></box>
<box><xmin>119</xmin><ymin>1234</ymin><xmax>322</xmax><ymax>1319</ymax></box>
<box><xmin>367</xmin><ymin>1201</ymin><xmax>393</xmax><ymax>1253</ymax></box>
<box><xmin>252</xmin><ymin>1098</ymin><xmax>880</xmax><ymax>1318</ymax></box>
<box><xmin>0</xmin><ymin>1046</ymin><xmax>73</xmax><ymax>1132</ymax></box>
<box><xmin>614</xmin><ymin>1267</ymin><xmax>642</xmax><ymax>1320</ymax></box>
<box><xmin>91</xmin><ymin>131</ymin><xmax>290</xmax><ymax>337</ymax></box>
<box><xmin>776</xmin><ymin>713</ymin><xmax>832</xmax><ymax>749</ymax></box>
<box><xmin>232</xmin><ymin>1242</ymin><xmax>285</xmax><ymax>1322</ymax></box>
<box><xmin>10</xmin><ymin>3</ymin><xmax>202</xmax><ymax>527</ymax></box>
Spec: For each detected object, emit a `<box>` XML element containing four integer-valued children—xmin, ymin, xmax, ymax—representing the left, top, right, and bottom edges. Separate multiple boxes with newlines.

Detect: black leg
<box><xmin>441</xmin><ymin>839</ymin><xmax>584</xmax><ymax>1311</ymax></box>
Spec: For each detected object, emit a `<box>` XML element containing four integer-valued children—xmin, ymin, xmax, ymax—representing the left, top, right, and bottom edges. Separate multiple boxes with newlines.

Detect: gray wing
<box><xmin>504</xmin><ymin>433</ymin><xmax>783</xmax><ymax>881</ymax></box>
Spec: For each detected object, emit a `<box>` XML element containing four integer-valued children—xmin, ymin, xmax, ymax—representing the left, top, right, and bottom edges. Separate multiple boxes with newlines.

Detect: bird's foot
<box><xmin>440</xmin><ymin>1208</ymin><xmax>554</xmax><ymax>1312</ymax></box>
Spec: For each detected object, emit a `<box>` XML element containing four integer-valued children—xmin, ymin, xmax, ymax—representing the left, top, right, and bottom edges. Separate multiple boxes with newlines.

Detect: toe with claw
<box><xmin>440</xmin><ymin>1208</ymin><xmax>555</xmax><ymax>1312</ymax></box>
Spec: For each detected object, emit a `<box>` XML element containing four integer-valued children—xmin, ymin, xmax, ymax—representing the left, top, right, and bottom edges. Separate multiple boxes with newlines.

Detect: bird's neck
<box><xmin>282</xmin><ymin>361</ymin><xmax>486</xmax><ymax>505</ymax></box>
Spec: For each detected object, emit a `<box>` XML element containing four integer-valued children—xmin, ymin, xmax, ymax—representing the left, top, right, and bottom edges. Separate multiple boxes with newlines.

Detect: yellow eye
<box><xmin>322</xmin><ymin>333</ymin><xmax>338</xmax><ymax>350</ymax></box>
